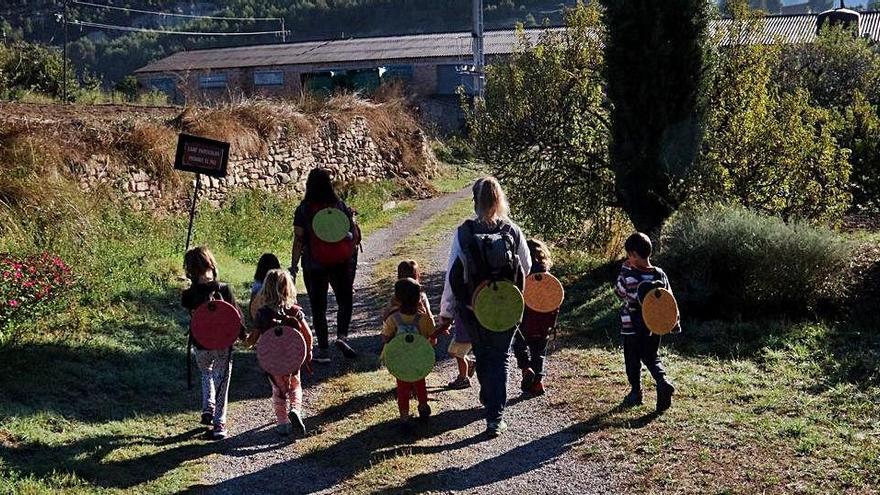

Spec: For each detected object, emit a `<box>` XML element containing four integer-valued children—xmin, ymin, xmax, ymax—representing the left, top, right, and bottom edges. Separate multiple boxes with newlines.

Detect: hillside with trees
<box><xmin>0</xmin><ymin>0</ymin><xmax>577</xmax><ymax>85</ymax></box>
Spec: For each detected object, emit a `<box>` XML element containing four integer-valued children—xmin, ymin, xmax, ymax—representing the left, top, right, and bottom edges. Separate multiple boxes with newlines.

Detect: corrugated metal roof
<box><xmin>135</xmin><ymin>13</ymin><xmax>880</xmax><ymax>74</ymax></box>
<box><xmin>715</xmin><ymin>12</ymin><xmax>880</xmax><ymax>44</ymax></box>
<box><xmin>136</xmin><ymin>28</ymin><xmax>557</xmax><ymax>73</ymax></box>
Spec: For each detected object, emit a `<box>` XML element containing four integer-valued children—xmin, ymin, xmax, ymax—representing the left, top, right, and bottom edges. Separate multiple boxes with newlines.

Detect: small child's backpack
<box><xmin>394</xmin><ymin>313</ymin><xmax>421</xmax><ymax>336</ymax></box>
<box><xmin>308</xmin><ymin>202</ymin><xmax>361</xmax><ymax>267</ymax></box>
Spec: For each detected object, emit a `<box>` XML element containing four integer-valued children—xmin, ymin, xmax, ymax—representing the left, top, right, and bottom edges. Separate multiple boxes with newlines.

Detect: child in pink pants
<box><xmin>253</xmin><ymin>269</ymin><xmax>313</xmax><ymax>436</ymax></box>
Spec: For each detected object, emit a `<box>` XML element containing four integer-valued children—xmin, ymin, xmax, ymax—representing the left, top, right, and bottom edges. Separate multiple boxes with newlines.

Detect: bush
<box><xmin>698</xmin><ymin>9</ymin><xmax>852</xmax><ymax>222</ymax></box>
<box><xmin>658</xmin><ymin>206</ymin><xmax>853</xmax><ymax>319</ymax></box>
<box><xmin>0</xmin><ymin>253</ymin><xmax>75</xmax><ymax>339</ymax></box>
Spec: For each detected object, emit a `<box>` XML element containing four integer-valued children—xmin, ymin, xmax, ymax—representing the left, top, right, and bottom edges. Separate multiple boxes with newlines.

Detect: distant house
<box><xmin>133</xmin><ymin>9</ymin><xmax>879</xmax><ymax>131</ymax></box>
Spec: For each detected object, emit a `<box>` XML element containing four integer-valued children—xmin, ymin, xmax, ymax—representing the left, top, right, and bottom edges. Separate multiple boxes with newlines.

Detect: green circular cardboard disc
<box><xmin>312</xmin><ymin>208</ymin><xmax>350</xmax><ymax>243</ymax></box>
<box><xmin>473</xmin><ymin>280</ymin><xmax>524</xmax><ymax>332</ymax></box>
<box><xmin>384</xmin><ymin>333</ymin><xmax>435</xmax><ymax>382</ymax></box>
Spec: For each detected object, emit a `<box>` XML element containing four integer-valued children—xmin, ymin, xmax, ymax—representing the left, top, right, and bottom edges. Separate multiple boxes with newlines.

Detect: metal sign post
<box><xmin>184</xmin><ymin>173</ymin><xmax>202</xmax><ymax>253</ymax></box>
<box><xmin>174</xmin><ymin>133</ymin><xmax>230</xmax><ymax>253</ymax></box>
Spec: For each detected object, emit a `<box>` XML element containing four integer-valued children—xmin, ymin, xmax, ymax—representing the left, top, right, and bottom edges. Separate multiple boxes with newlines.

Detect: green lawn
<box><xmin>0</xmin><ymin>179</ymin><xmax>424</xmax><ymax>494</ymax></box>
<box><xmin>548</xmin><ymin>252</ymin><xmax>880</xmax><ymax>494</ymax></box>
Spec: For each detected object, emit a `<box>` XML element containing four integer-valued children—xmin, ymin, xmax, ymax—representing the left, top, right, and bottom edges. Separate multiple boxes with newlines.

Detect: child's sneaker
<box><xmin>621</xmin><ymin>389</ymin><xmax>643</xmax><ymax>408</ymax></box>
<box><xmin>210</xmin><ymin>424</ymin><xmax>228</xmax><ymax>441</ymax></box>
<box><xmin>335</xmin><ymin>338</ymin><xmax>358</xmax><ymax>359</ymax></box>
<box><xmin>288</xmin><ymin>410</ymin><xmax>307</xmax><ymax>436</ymax></box>
<box><xmin>447</xmin><ymin>375</ymin><xmax>471</xmax><ymax>390</ymax></box>
<box><xmin>417</xmin><ymin>403</ymin><xmax>432</xmax><ymax>420</ymax></box>
<box><xmin>486</xmin><ymin>419</ymin><xmax>508</xmax><ymax>438</ymax></box>
<box><xmin>656</xmin><ymin>382</ymin><xmax>675</xmax><ymax>412</ymax></box>
<box><xmin>276</xmin><ymin>423</ymin><xmax>293</xmax><ymax>436</ymax></box>
<box><xmin>313</xmin><ymin>347</ymin><xmax>331</xmax><ymax>363</ymax></box>
<box><xmin>530</xmin><ymin>380</ymin><xmax>545</xmax><ymax>396</ymax></box>
<box><xmin>520</xmin><ymin>368</ymin><xmax>535</xmax><ymax>393</ymax></box>
<box><xmin>200</xmin><ymin>412</ymin><xmax>213</xmax><ymax>426</ymax></box>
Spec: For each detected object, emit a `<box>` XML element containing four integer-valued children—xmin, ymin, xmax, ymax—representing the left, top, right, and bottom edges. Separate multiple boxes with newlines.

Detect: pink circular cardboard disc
<box><xmin>257</xmin><ymin>325</ymin><xmax>307</xmax><ymax>376</ymax></box>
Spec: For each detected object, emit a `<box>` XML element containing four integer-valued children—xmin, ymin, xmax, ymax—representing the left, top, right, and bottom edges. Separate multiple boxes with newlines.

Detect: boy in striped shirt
<box><xmin>614</xmin><ymin>232</ymin><xmax>676</xmax><ymax>412</ymax></box>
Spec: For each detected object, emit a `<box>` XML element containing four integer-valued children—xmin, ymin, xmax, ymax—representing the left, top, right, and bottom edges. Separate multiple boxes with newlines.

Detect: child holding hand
<box><xmin>382</xmin><ymin>278</ymin><xmax>437</xmax><ymax>427</ymax></box>
<box><xmin>253</xmin><ymin>269</ymin><xmax>313</xmax><ymax>436</ymax></box>
<box><xmin>514</xmin><ymin>239</ymin><xmax>559</xmax><ymax>396</ymax></box>
<box><xmin>383</xmin><ymin>260</ymin><xmax>434</xmax><ymax>322</ymax></box>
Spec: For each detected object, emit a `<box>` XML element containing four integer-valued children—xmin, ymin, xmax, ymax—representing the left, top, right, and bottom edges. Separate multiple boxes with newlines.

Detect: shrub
<box><xmin>699</xmin><ymin>9</ymin><xmax>852</xmax><ymax>222</ymax></box>
<box><xmin>469</xmin><ymin>4</ymin><xmax>614</xmax><ymax>243</ymax></box>
<box><xmin>0</xmin><ymin>252</ymin><xmax>76</xmax><ymax>339</ymax></box>
<box><xmin>658</xmin><ymin>206</ymin><xmax>853</xmax><ymax>319</ymax></box>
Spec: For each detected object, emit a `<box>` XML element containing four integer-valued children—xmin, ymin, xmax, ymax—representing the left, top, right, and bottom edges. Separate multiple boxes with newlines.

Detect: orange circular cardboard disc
<box><xmin>524</xmin><ymin>273</ymin><xmax>565</xmax><ymax>313</ymax></box>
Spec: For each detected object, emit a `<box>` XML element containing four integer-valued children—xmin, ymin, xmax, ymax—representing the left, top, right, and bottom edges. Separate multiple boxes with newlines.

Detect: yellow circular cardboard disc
<box><xmin>384</xmin><ymin>333</ymin><xmax>436</xmax><ymax>382</ymax></box>
<box><xmin>641</xmin><ymin>287</ymin><xmax>679</xmax><ymax>335</ymax></box>
<box><xmin>523</xmin><ymin>273</ymin><xmax>565</xmax><ymax>313</ymax></box>
<box><xmin>312</xmin><ymin>207</ymin><xmax>350</xmax><ymax>243</ymax></box>
<box><xmin>472</xmin><ymin>280</ymin><xmax>524</xmax><ymax>332</ymax></box>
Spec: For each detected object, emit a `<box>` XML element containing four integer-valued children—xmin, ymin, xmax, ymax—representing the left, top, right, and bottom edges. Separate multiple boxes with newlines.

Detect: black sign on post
<box><xmin>174</xmin><ymin>134</ymin><xmax>231</xmax><ymax>253</ymax></box>
<box><xmin>174</xmin><ymin>133</ymin><xmax>230</xmax><ymax>178</ymax></box>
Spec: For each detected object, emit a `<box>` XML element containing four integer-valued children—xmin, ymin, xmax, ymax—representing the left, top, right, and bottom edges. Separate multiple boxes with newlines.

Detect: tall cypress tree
<box><xmin>602</xmin><ymin>0</ymin><xmax>710</xmax><ymax>236</ymax></box>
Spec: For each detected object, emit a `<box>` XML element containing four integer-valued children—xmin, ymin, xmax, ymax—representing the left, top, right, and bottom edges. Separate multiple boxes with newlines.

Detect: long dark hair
<box><xmin>304</xmin><ymin>168</ymin><xmax>340</xmax><ymax>205</ymax></box>
<box><xmin>254</xmin><ymin>253</ymin><xmax>281</xmax><ymax>283</ymax></box>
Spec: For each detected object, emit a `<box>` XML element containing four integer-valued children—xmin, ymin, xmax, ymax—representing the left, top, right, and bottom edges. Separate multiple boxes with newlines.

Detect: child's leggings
<box><xmin>268</xmin><ymin>372</ymin><xmax>303</xmax><ymax>424</ymax></box>
<box><xmin>396</xmin><ymin>379</ymin><xmax>427</xmax><ymax>416</ymax></box>
<box><xmin>194</xmin><ymin>348</ymin><xmax>233</xmax><ymax>426</ymax></box>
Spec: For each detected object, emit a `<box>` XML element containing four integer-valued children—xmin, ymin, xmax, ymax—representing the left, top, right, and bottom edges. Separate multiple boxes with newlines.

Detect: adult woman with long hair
<box><xmin>290</xmin><ymin>168</ymin><xmax>360</xmax><ymax>363</ymax></box>
<box><xmin>438</xmin><ymin>177</ymin><xmax>532</xmax><ymax>437</ymax></box>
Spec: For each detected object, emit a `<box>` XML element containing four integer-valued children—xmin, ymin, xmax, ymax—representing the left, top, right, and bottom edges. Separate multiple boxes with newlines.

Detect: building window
<box><xmin>199</xmin><ymin>74</ymin><xmax>228</xmax><ymax>89</ymax></box>
<box><xmin>254</xmin><ymin>70</ymin><xmax>284</xmax><ymax>86</ymax></box>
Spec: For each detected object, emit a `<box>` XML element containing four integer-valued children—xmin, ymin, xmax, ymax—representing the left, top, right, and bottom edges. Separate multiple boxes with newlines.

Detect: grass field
<box><xmin>0</xmin><ymin>176</ymin><xmax>435</xmax><ymax>494</ymax></box>
<box><xmin>548</xmin><ymin>252</ymin><xmax>880</xmax><ymax>494</ymax></box>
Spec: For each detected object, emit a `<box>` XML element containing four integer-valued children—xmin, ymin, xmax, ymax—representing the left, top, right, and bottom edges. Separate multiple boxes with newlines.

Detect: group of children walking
<box><xmin>181</xmin><ymin>231</ymin><xmax>676</xmax><ymax>440</ymax></box>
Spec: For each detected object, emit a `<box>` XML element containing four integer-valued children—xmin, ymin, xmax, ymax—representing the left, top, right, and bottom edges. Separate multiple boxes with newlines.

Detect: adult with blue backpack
<box><xmin>290</xmin><ymin>168</ymin><xmax>361</xmax><ymax>363</ymax></box>
<box><xmin>438</xmin><ymin>176</ymin><xmax>532</xmax><ymax>437</ymax></box>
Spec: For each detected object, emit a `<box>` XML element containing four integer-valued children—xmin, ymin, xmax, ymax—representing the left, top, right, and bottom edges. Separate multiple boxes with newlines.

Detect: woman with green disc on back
<box><xmin>438</xmin><ymin>177</ymin><xmax>532</xmax><ymax>437</ymax></box>
<box><xmin>290</xmin><ymin>168</ymin><xmax>361</xmax><ymax>363</ymax></box>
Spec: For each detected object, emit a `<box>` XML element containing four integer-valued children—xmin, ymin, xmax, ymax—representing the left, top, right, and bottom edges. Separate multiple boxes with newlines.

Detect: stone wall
<box><xmin>73</xmin><ymin>115</ymin><xmax>431</xmax><ymax>211</ymax></box>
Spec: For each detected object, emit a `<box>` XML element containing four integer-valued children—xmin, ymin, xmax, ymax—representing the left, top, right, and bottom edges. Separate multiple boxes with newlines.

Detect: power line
<box><xmin>71</xmin><ymin>0</ymin><xmax>282</xmax><ymax>22</ymax></box>
<box><xmin>69</xmin><ymin>19</ymin><xmax>288</xmax><ymax>37</ymax></box>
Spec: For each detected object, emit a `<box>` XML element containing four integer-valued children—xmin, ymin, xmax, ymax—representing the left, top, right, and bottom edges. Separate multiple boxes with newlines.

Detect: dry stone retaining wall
<box><xmin>74</xmin><ymin>116</ymin><xmax>429</xmax><ymax>211</ymax></box>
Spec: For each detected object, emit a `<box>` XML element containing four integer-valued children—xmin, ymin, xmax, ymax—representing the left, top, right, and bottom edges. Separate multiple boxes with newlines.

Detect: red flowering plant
<box><xmin>0</xmin><ymin>252</ymin><xmax>76</xmax><ymax>337</ymax></box>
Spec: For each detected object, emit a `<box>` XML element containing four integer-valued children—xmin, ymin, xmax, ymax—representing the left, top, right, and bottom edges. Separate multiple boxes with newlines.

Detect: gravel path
<box><xmin>198</xmin><ymin>188</ymin><xmax>619</xmax><ymax>494</ymax></box>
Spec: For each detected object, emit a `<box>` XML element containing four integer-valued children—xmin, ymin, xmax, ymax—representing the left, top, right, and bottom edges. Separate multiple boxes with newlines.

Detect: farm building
<box><xmin>134</xmin><ymin>8</ymin><xmax>880</xmax><ymax>130</ymax></box>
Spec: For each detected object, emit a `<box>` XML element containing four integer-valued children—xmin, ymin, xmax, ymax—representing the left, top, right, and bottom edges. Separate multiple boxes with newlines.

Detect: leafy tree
<box><xmin>836</xmin><ymin>92</ymin><xmax>880</xmax><ymax>212</ymax></box>
<box><xmin>0</xmin><ymin>42</ymin><xmax>78</xmax><ymax>101</ymax></box>
<box><xmin>777</xmin><ymin>25</ymin><xmax>880</xmax><ymax>108</ymax></box>
<box><xmin>468</xmin><ymin>3</ymin><xmax>616</xmax><ymax>245</ymax></box>
<box><xmin>601</xmin><ymin>0</ymin><xmax>711</xmax><ymax>236</ymax></box>
<box><xmin>114</xmin><ymin>75</ymin><xmax>141</xmax><ymax>101</ymax></box>
<box><xmin>698</xmin><ymin>3</ymin><xmax>852</xmax><ymax>221</ymax></box>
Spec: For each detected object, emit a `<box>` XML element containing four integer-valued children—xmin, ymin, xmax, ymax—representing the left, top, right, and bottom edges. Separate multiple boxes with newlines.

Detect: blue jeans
<box><xmin>470</xmin><ymin>324</ymin><xmax>515</xmax><ymax>424</ymax></box>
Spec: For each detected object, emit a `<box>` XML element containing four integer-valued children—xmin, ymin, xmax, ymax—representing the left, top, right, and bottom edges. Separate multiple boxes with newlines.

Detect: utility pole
<box><xmin>472</xmin><ymin>0</ymin><xmax>485</xmax><ymax>100</ymax></box>
<box><xmin>62</xmin><ymin>0</ymin><xmax>69</xmax><ymax>103</ymax></box>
